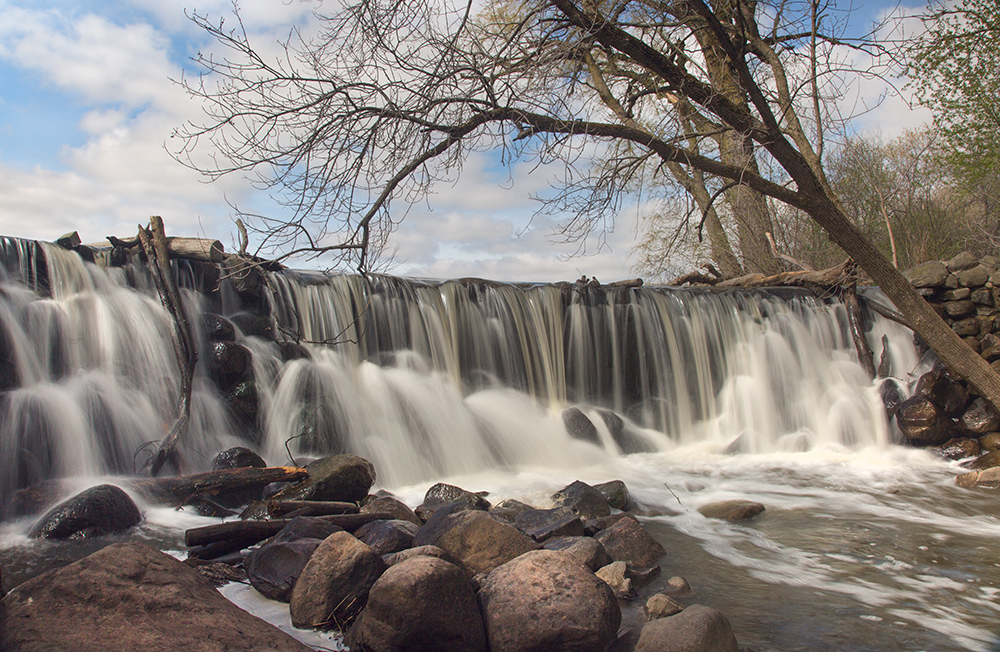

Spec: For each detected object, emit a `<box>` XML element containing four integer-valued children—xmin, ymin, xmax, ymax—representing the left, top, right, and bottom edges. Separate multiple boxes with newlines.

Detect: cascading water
<box><xmin>3</xmin><ymin>236</ymin><xmax>999</xmax><ymax>652</ymax></box>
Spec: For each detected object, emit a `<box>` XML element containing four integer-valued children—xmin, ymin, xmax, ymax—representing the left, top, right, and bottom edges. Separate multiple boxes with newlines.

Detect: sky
<box><xmin>0</xmin><ymin>0</ymin><xmax>932</xmax><ymax>283</ymax></box>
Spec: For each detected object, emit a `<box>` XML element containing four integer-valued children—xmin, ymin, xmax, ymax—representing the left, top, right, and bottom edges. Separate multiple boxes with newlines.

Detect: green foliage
<box><xmin>907</xmin><ymin>0</ymin><xmax>1000</xmax><ymax>181</ymax></box>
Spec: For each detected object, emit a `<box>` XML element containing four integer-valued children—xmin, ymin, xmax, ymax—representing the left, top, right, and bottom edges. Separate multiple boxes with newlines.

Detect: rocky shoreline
<box><xmin>1</xmin><ymin>451</ymin><xmax>756</xmax><ymax>652</ymax></box>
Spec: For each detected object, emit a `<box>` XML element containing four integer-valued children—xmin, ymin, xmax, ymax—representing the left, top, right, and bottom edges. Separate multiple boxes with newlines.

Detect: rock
<box><xmin>203</xmin><ymin>313</ymin><xmax>237</xmax><ymax>342</ymax></box>
<box><xmin>272</xmin><ymin>454</ymin><xmax>376</xmax><ymax>504</ymax></box>
<box><xmin>208</xmin><ymin>341</ymin><xmax>252</xmax><ymax>382</ymax></box>
<box><xmin>29</xmin><ymin>484</ymin><xmax>141</xmax><ymax>540</ymax></box>
<box><xmin>0</xmin><ymin>542</ymin><xmax>312</xmax><ymax>652</ymax></box>
<box><xmin>896</xmin><ymin>396</ymin><xmax>953</xmax><ymax>447</ymax></box>
<box><xmin>905</xmin><ymin>261</ymin><xmax>949</xmax><ymax>288</ymax></box>
<box><xmin>479</xmin><ymin>549</ymin><xmax>621</xmax><ymax>652</ymax></box>
<box><xmin>879</xmin><ymin>379</ymin><xmax>905</xmax><ymax>419</ymax></box>
<box><xmin>594</xmin><ymin>479</ymin><xmax>632</xmax><ymax>511</ymax></box>
<box><xmin>961</xmin><ymin>450</ymin><xmax>1000</xmax><ymax>471</ymax></box>
<box><xmin>290</xmin><ymin>531</ymin><xmax>387</xmax><ymax>630</ymax></box>
<box><xmin>348</xmin><ymin>556</ymin><xmax>487</xmax><ymax>652</ymax></box>
<box><xmin>915</xmin><ymin>367</ymin><xmax>969</xmax><ymax>415</ymax></box>
<box><xmin>246</xmin><ymin>538</ymin><xmax>322</xmax><ymax>602</ymax></box>
<box><xmin>972</xmin><ymin>287</ymin><xmax>994</xmax><ymax>306</ymax></box>
<box><xmin>980</xmin><ymin>432</ymin><xmax>1000</xmax><ymax>451</ymax></box>
<box><xmin>277</xmin><ymin>341</ymin><xmax>311</xmax><ymax>361</ymax></box>
<box><xmin>600</xmin><ymin>409</ymin><xmax>656</xmax><ymax>453</ymax></box>
<box><xmin>584</xmin><ymin>513</ymin><xmax>634</xmax><ymax>535</ymax></box>
<box><xmin>597</xmin><ymin>561</ymin><xmax>635</xmax><ymax>599</ymax></box>
<box><xmin>981</xmin><ymin>345</ymin><xmax>1000</xmax><ymax>363</ymax></box>
<box><xmin>934</xmin><ymin>437</ymin><xmax>981</xmax><ymax>461</ymax></box>
<box><xmin>354</xmin><ymin>519</ymin><xmax>419</xmax><ymax>556</ymax></box>
<box><xmin>943</xmin><ymin>300</ymin><xmax>975</xmax><ymax>318</ymax></box>
<box><xmin>226</xmin><ymin>379</ymin><xmax>259</xmax><ymax>424</ymax></box>
<box><xmin>941</xmin><ymin>287</ymin><xmax>972</xmax><ymax>301</ymax></box>
<box><xmin>192</xmin><ymin>561</ymin><xmax>247</xmax><ymax>587</ymax></box>
<box><xmin>593</xmin><ymin>515</ymin><xmax>666</xmax><ymax>568</ymax></box>
<box><xmin>664</xmin><ymin>576</ymin><xmax>693</xmax><ymax>597</ymax></box>
<box><xmin>416</xmin><ymin>483</ymin><xmax>490</xmax><ymax>520</ymax></box>
<box><xmin>947</xmin><ymin>252</ymin><xmax>978</xmax><ymax>272</ymax></box>
<box><xmin>361</xmin><ymin>495</ymin><xmax>422</xmax><ymax>526</ymax></box>
<box><xmin>956</xmin><ymin>467</ymin><xmax>1000</xmax><ymax>488</ymax></box>
<box><xmin>272</xmin><ymin>516</ymin><xmax>345</xmax><ymax>543</ymax></box>
<box><xmin>563</xmin><ymin>406</ymin><xmax>601</xmax><ymax>446</ymax></box>
<box><xmin>983</xmin><ymin>255</ymin><xmax>1000</xmax><ymax>272</ymax></box>
<box><xmin>698</xmin><ymin>500</ymin><xmax>766</xmax><ymax>522</ymax></box>
<box><xmin>229</xmin><ymin>311</ymin><xmax>274</xmax><ymax>339</ymax></box>
<box><xmin>489</xmin><ymin>498</ymin><xmax>535</xmax><ymax>525</ymax></box>
<box><xmin>610</xmin><ymin>604</ymin><xmax>739</xmax><ymax>652</ymax></box>
<box><xmin>645</xmin><ymin>593</ymin><xmax>685</xmax><ymax>620</ymax></box>
<box><xmin>957</xmin><ymin>265</ymin><xmax>990</xmax><ymax>288</ymax></box>
<box><xmin>514</xmin><ymin>507</ymin><xmax>585</xmax><ymax>542</ymax></box>
<box><xmin>553</xmin><ymin>480</ymin><xmax>612</xmax><ymax>520</ymax></box>
<box><xmin>210</xmin><ymin>446</ymin><xmax>268</xmax><ymax>507</ymax></box>
<box><xmin>960</xmin><ymin>398</ymin><xmax>1000</xmax><ymax>434</ymax></box>
<box><xmin>383</xmin><ymin>545</ymin><xmax>462</xmax><ymax>569</ymax></box>
<box><xmin>544</xmin><ymin>535</ymin><xmax>613</xmax><ymax>571</ymax></box>
<box><xmin>944</xmin><ymin>272</ymin><xmax>960</xmax><ymax>289</ymax></box>
<box><xmin>953</xmin><ymin>317</ymin><xmax>980</xmax><ymax>337</ymax></box>
<box><xmin>414</xmin><ymin>509</ymin><xmax>539</xmax><ymax>575</ymax></box>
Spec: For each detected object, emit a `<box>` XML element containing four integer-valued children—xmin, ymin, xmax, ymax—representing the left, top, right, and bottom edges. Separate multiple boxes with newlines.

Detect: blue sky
<box><xmin>0</xmin><ymin>0</ymin><xmax>932</xmax><ymax>282</ymax></box>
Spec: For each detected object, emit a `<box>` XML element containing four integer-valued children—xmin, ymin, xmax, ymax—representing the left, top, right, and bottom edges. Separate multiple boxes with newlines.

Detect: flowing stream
<box><xmin>0</xmin><ymin>237</ymin><xmax>998</xmax><ymax>651</ymax></box>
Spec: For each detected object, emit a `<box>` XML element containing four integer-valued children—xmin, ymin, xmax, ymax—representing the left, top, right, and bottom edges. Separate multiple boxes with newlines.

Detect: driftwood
<box><xmin>607</xmin><ymin>278</ymin><xmax>644</xmax><ymax>288</ymax></box>
<box><xmin>128</xmin><ymin>466</ymin><xmax>307</xmax><ymax>506</ymax></box>
<box><xmin>184</xmin><ymin>512</ymin><xmax>392</xmax><ymax>548</ymax></box>
<box><xmin>137</xmin><ymin>217</ymin><xmax>199</xmax><ymax>476</ymax></box>
<box><xmin>843</xmin><ymin>284</ymin><xmax>877</xmax><ymax>380</ymax></box>
<box><xmin>715</xmin><ymin>260</ymin><xmax>858</xmax><ymax>288</ymax></box>
<box><xmin>106</xmin><ymin>234</ymin><xmax>225</xmax><ymax>263</ymax></box>
<box><xmin>264</xmin><ymin>500</ymin><xmax>360</xmax><ymax>518</ymax></box>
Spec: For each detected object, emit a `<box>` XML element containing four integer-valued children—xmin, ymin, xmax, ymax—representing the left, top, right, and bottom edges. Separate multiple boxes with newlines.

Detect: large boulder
<box><xmin>479</xmin><ymin>549</ymin><xmax>621</xmax><ymax>652</ymax></box>
<box><xmin>896</xmin><ymin>396</ymin><xmax>953</xmax><ymax>447</ymax></box>
<box><xmin>29</xmin><ymin>484</ymin><xmax>141</xmax><ymax>540</ymax></box>
<box><xmin>593</xmin><ymin>515</ymin><xmax>666</xmax><ymax>568</ymax></box>
<box><xmin>905</xmin><ymin>261</ymin><xmax>948</xmax><ymax>288</ymax></box>
<box><xmin>960</xmin><ymin>398</ymin><xmax>1000</xmax><ymax>434</ymax></box>
<box><xmin>272</xmin><ymin>455</ymin><xmax>376</xmax><ymax>504</ymax></box>
<box><xmin>290</xmin><ymin>531</ymin><xmax>387</xmax><ymax>630</ymax></box>
<box><xmin>543</xmin><ymin>535</ymin><xmax>612</xmax><ymax>571</ymax></box>
<box><xmin>211</xmin><ymin>446</ymin><xmax>268</xmax><ymax>508</ymax></box>
<box><xmin>0</xmin><ymin>542</ymin><xmax>312</xmax><ymax>652</ymax></box>
<box><xmin>348</xmin><ymin>556</ymin><xmax>487</xmax><ymax>652</ymax></box>
<box><xmin>361</xmin><ymin>495</ymin><xmax>422</xmax><ymax>526</ymax></box>
<box><xmin>553</xmin><ymin>480</ymin><xmax>612</xmax><ymax>520</ymax></box>
<box><xmin>563</xmin><ymin>406</ymin><xmax>601</xmax><ymax>446</ymax></box>
<box><xmin>610</xmin><ymin>604</ymin><xmax>739</xmax><ymax>652</ymax></box>
<box><xmin>594</xmin><ymin>479</ymin><xmax>632</xmax><ymax>511</ymax></box>
<box><xmin>514</xmin><ymin>507</ymin><xmax>584</xmax><ymax>543</ymax></box>
<box><xmin>415</xmin><ymin>509</ymin><xmax>539</xmax><ymax>575</ymax></box>
<box><xmin>915</xmin><ymin>368</ymin><xmax>969</xmax><ymax>416</ymax></box>
<box><xmin>416</xmin><ymin>483</ymin><xmax>490</xmax><ymax>520</ymax></box>
<box><xmin>245</xmin><ymin>538</ymin><xmax>322</xmax><ymax>602</ymax></box>
<box><xmin>272</xmin><ymin>516</ymin><xmax>345</xmax><ymax>543</ymax></box>
<box><xmin>354</xmin><ymin>519</ymin><xmax>419</xmax><ymax>556</ymax></box>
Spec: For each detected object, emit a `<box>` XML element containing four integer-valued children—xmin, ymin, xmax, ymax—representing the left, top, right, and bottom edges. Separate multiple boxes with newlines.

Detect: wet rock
<box><xmin>961</xmin><ymin>450</ymin><xmax>1000</xmax><ymax>471</ymax></box>
<box><xmin>29</xmin><ymin>484</ymin><xmax>141</xmax><ymax>540</ymax></box>
<box><xmin>210</xmin><ymin>446</ymin><xmax>268</xmax><ymax>508</ymax></box>
<box><xmin>979</xmin><ymin>432</ymin><xmax>1000</xmax><ymax>452</ymax></box>
<box><xmin>957</xmin><ymin>265</ymin><xmax>990</xmax><ymax>288</ymax></box>
<box><xmin>594</xmin><ymin>479</ymin><xmax>632</xmax><ymax>511</ymax></box>
<box><xmin>956</xmin><ymin>467</ymin><xmax>1000</xmax><ymax>488</ymax></box>
<box><xmin>348</xmin><ymin>556</ymin><xmax>487</xmax><ymax>652</ymax></box>
<box><xmin>271</xmin><ymin>454</ymin><xmax>376</xmax><ymax>504</ymax></box>
<box><xmin>1</xmin><ymin>542</ymin><xmax>312</xmax><ymax>652</ymax></box>
<box><xmin>905</xmin><ymin>261</ymin><xmax>948</xmax><ymax>288</ymax></box>
<box><xmin>593</xmin><ymin>515</ymin><xmax>666</xmax><ymax>568</ymax></box>
<box><xmin>645</xmin><ymin>593</ymin><xmax>684</xmax><ymax>620</ymax></box>
<box><xmin>698</xmin><ymin>500</ymin><xmax>766</xmax><ymax>522</ymax></box>
<box><xmin>663</xmin><ymin>576</ymin><xmax>693</xmax><ymax>597</ymax></box>
<box><xmin>879</xmin><ymin>379</ymin><xmax>905</xmax><ymax>419</ymax></box>
<box><xmin>290</xmin><ymin>531</ymin><xmax>387</xmax><ymax>630</ymax></box>
<box><xmin>488</xmin><ymin>498</ymin><xmax>535</xmax><ymax>525</ymax></box>
<box><xmin>981</xmin><ymin>345</ymin><xmax>1000</xmax><ymax>363</ymax></box>
<box><xmin>934</xmin><ymin>437</ymin><xmax>981</xmax><ymax>461</ymax></box>
<box><xmin>960</xmin><ymin>398</ymin><xmax>1000</xmax><ymax>434</ymax></box>
<box><xmin>543</xmin><ymin>535</ymin><xmax>612</xmax><ymax>571</ymax></box>
<box><xmin>947</xmin><ymin>251</ymin><xmax>978</xmax><ymax>272</ymax></box>
<box><xmin>229</xmin><ymin>312</ymin><xmax>275</xmax><ymax>339</ymax></box>
<box><xmin>597</xmin><ymin>561</ymin><xmax>635</xmax><ymax>599</ymax></box>
<box><xmin>245</xmin><ymin>538</ymin><xmax>322</xmax><ymax>602</ymax></box>
<box><xmin>600</xmin><ymin>409</ymin><xmax>656</xmax><ymax>454</ymax></box>
<box><xmin>423</xmin><ymin>483</ymin><xmax>490</xmax><ymax>511</ymax></box>
<box><xmin>563</xmin><ymin>406</ymin><xmax>601</xmax><ymax>446</ymax></box>
<box><xmin>514</xmin><ymin>507</ymin><xmax>584</xmax><ymax>543</ymax></box>
<box><xmin>208</xmin><ymin>341</ymin><xmax>252</xmax><ymax>382</ymax></box>
<box><xmin>414</xmin><ymin>509</ymin><xmax>539</xmax><ymax>576</ymax></box>
<box><xmin>610</xmin><ymin>604</ymin><xmax>739</xmax><ymax>652</ymax></box>
<box><xmin>584</xmin><ymin>512</ymin><xmax>634</xmax><ymax>535</ymax></box>
<box><xmin>896</xmin><ymin>396</ymin><xmax>953</xmax><ymax>447</ymax></box>
<box><xmin>203</xmin><ymin>313</ymin><xmax>237</xmax><ymax>342</ymax></box>
<box><xmin>361</xmin><ymin>495</ymin><xmax>422</xmax><ymax>526</ymax></box>
<box><xmin>226</xmin><ymin>379</ymin><xmax>259</xmax><ymax>424</ymax></box>
<box><xmin>915</xmin><ymin>367</ymin><xmax>969</xmax><ymax>415</ymax></box>
<box><xmin>277</xmin><ymin>341</ymin><xmax>311</xmax><ymax>362</ymax></box>
<box><xmin>553</xmin><ymin>480</ymin><xmax>612</xmax><ymax>520</ymax></box>
<box><xmin>479</xmin><ymin>550</ymin><xmax>621</xmax><ymax>652</ymax></box>
<box><xmin>272</xmin><ymin>516</ymin><xmax>344</xmax><ymax>543</ymax></box>
<box><xmin>354</xmin><ymin>519</ymin><xmax>419</xmax><ymax>556</ymax></box>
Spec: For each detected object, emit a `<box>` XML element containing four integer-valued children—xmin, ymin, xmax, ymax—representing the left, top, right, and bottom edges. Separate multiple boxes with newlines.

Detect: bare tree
<box><xmin>174</xmin><ymin>0</ymin><xmax>1000</xmax><ymax>411</ymax></box>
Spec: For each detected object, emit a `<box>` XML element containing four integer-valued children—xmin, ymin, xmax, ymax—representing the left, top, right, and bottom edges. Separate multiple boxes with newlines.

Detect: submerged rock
<box><xmin>645</xmin><ymin>593</ymin><xmax>685</xmax><ymax>620</ymax></box>
<box><xmin>1</xmin><ymin>542</ymin><xmax>312</xmax><ymax>652</ymax></box>
<box><xmin>29</xmin><ymin>484</ymin><xmax>141</xmax><ymax>540</ymax></box>
<box><xmin>698</xmin><ymin>500</ymin><xmax>766</xmax><ymax>522</ymax></box>
<box><xmin>611</xmin><ymin>604</ymin><xmax>739</xmax><ymax>652</ymax></box>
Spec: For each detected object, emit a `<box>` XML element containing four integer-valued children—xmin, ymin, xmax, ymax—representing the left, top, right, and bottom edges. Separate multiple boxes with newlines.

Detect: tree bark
<box><xmin>128</xmin><ymin>466</ymin><xmax>307</xmax><ymax>506</ymax></box>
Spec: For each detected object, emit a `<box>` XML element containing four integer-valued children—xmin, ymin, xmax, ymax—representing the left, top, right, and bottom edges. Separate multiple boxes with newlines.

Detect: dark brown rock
<box><xmin>29</xmin><ymin>484</ymin><xmax>141</xmax><ymax>540</ymax></box>
<box><xmin>245</xmin><ymin>538</ymin><xmax>322</xmax><ymax>602</ymax></box>
<box><xmin>354</xmin><ymin>519</ymin><xmax>419</xmax><ymax>556</ymax></box>
<box><xmin>272</xmin><ymin>454</ymin><xmax>376</xmax><ymax>504</ymax></box>
<box><xmin>934</xmin><ymin>437</ymin><xmax>981</xmax><ymax>461</ymax></box>
<box><xmin>915</xmin><ymin>368</ymin><xmax>969</xmax><ymax>415</ymax></box>
<box><xmin>272</xmin><ymin>516</ymin><xmax>345</xmax><ymax>543</ymax></box>
<box><xmin>957</xmin><ymin>265</ymin><xmax>990</xmax><ymax>288</ymax></box>
<box><xmin>544</xmin><ymin>535</ymin><xmax>613</xmax><ymax>572</ymax></box>
<box><xmin>514</xmin><ymin>507</ymin><xmax>584</xmax><ymax>542</ymax></box>
<box><xmin>479</xmin><ymin>549</ymin><xmax>621</xmax><ymax>652</ymax></box>
<box><xmin>361</xmin><ymin>495</ymin><xmax>421</xmax><ymax>526</ymax></box>
<box><xmin>896</xmin><ymin>396</ymin><xmax>953</xmax><ymax>447</ymax></box>
<box><xmin>943</xmin><ymin>300</ymin><xmax>975</xmax><ymax>318</ymax></box>
<box><xmin>698</xmin><ymin>500</ymin><xmax>766</xmax><ymax>522</ymax></box>
<box><xmin>980</xmin><ymin>432</ymin><xmax>1000</xmax><ymax>452</ymax></box>
<box><xmin>940</xmin><ymin>287</ymin><xmax>972</xmax><ymax>301</ymax></box>
<box><xmin>416</xmin><ymin>483</ymin><xmax>490</xmax><ymax>521</ymax></box>
<box><xmin>961</xmin><ymin>398</ymin><xmax>1000</xmax><ymax>434</ymax></box>
<box><xmin>553</xmin><ymin>480</ymin><xmax>612</xmax><ymax>520</ymax></box>
<box><xmin>415</xmin><ymin>509</ymin><xmax>539</xmax><ymax>575</ymax></box>
<box><xmin>953</xmin><ymin>317</ymin><xmax>980</xmax><ymax>337</ymax></box>
<box><xmin>383</xmin><ymin>545</ymin><xmax>462</xmax><ymax>569</ymax></box>
<box><xmin>962</xmin><ymin>450</ymin><xmax>1000</xmax><ymax>471</ymax></box>
<box><xmin>645</xmin><ymin>593</ymin><xmax>685</xmax><ymax>620</ymax></box>
<box><xmin>946</xmin><ymin>252</ymin><xmax>978</xmax><ymax>272</ymax></box>
<box><xmin>905</xmin><ymin>261</ymin><xmax>948</xmax><ymax>288</ymax></box>
<box><xmin>348</xmin><ymin>556</ymin><xmax>486</xmax><ymax>652</ymax></box>
<box><xmin>203</xmin><ymin>313</ymin><xmax>237</xmax><ymax>342</ymax></box>
<box><xmin>610</xmin><ymin>604</ymin><xmax>739</xmax><ymax>652</ymax></box>
<box><xmin>563</xmin><ymin>406</ymin><xmax>601</xmax><ymax>446</ymax></box>
<box><xmin>593</xmin><ymin>515</ymin><xmax>666</xmax><ymax>568</ymax></box>
<box><xmin>972</xmin><ymin>287</ymin><xmax>994</xmax><ymax>306</ymax></box>
<box><xmin>290</xmin><ymin>531</ymin><xmax>387</xmax><ymax>630</ymax></box>
<box><xmin>0</xmin><ymin>543</ymin><xmax>312</xmax><ymax>652</ymax></box>
<box><xmin>594</xmin><ymin>479</ymin><xmax>632</xmax><ymax>511</ymax></box>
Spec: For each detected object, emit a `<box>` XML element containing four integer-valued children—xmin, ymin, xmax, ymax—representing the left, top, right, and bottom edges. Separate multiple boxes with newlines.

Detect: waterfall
<box><xmin>0</xmin><ymin>237</ymin><xmax>917</xmax><ymax>507</ymax></box>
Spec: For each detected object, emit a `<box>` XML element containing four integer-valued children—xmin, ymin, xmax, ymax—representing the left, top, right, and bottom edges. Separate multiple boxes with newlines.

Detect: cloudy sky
<box><xmin>0</xmin><ymin>0</ymin><xmax>931</xmax><ymax>282</ymax></box>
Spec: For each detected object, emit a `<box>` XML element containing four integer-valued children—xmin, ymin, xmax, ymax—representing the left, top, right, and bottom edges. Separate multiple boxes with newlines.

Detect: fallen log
<box><xmin>105</xmin><ymin>234</ymin><xmax>224</xmax><ymax>263</ymax></box>
<box><xmin>184</xmin><ymin>512</ymin><xmax>392</xmax><ymax>548</ymax></box>
<box><xmin>128</xmin><ymin>466</ymin><xmax>307</xmax><ymax>506</ymax></box>
<box><xmin>844</xmin><ymin>284</ymin><xmax>877</xmax><ymax>380</ymax></box>
<box><xmin>264</xmin><ymin>500</ymin><xmax>360</xmax><ymax>518</ymax></box>
<box><xmin>715</xmin><ymin>260</ymin><xmax>858</xmax><ymax>288</ymax></box>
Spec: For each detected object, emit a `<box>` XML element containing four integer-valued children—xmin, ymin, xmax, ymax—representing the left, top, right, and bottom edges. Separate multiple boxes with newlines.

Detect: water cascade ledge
<box><xmin>0</xmin><ymin>235</ymin><xmax>916</xmax><ymax>509</ymax></box>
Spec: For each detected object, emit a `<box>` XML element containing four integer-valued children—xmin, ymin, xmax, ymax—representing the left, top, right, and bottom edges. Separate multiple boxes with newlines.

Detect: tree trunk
<box><xmin>128</xmin><ymin>466</ymin><xmax>307</xmax><ymax>506</ymax></box>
